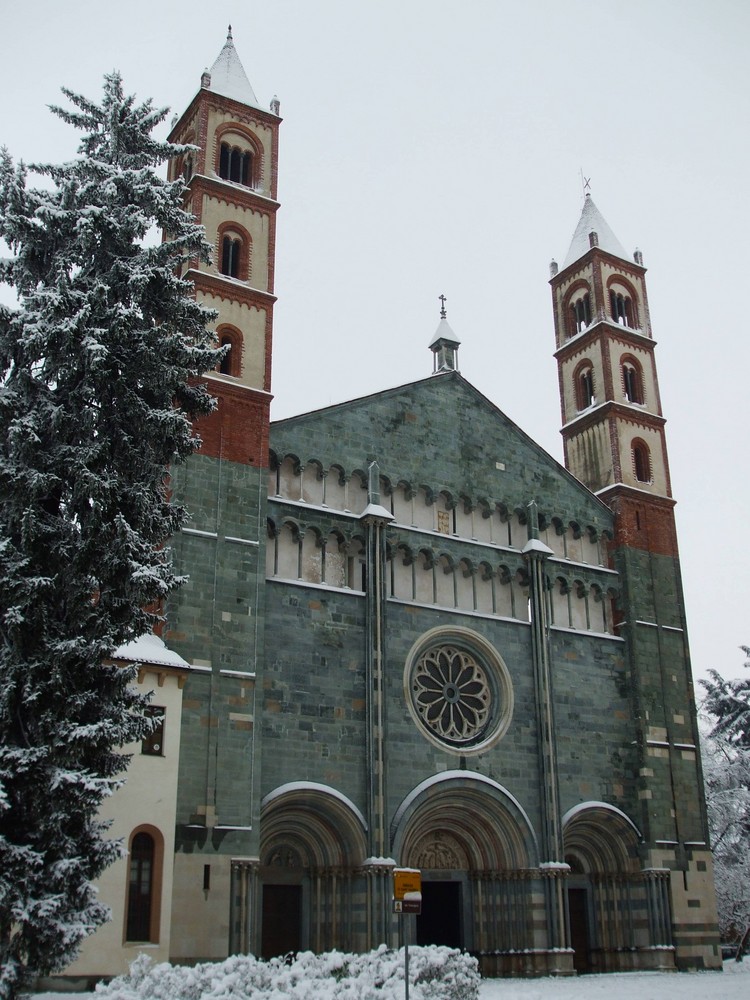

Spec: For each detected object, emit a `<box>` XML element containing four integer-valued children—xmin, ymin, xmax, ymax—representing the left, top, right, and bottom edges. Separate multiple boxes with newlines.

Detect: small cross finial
<box><xmin>580</xmin><ymin>168</ymin><xmax>591</xmax><ymax>198</ymax></box>
<box><xmin>439</xmin><ymin>294</ymin><xmax>447</xmax><ymax>320</ymax></box>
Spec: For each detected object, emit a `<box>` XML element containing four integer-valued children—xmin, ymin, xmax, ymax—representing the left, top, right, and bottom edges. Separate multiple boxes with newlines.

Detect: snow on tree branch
<box><xmin>0</xmin><ymin>72</ymin><xmax>220</xmax><ymax>999</ymax></box>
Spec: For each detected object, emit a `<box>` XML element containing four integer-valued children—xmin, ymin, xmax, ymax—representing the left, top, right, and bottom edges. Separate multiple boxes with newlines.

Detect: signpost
<box><xmin>393</xmin><ymin>869</ymin><xmax>422</xmax><ymax>1000</ymax></box>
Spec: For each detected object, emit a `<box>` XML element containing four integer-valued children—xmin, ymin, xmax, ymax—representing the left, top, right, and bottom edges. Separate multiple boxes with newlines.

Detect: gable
<box><xmin>271</xmin><ymin>372</ymin><xmax>613</xmax><ymax>534</ymax></box>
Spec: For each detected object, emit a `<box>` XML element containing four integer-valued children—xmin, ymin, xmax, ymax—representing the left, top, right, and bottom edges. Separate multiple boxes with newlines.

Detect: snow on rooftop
<box><xmin>562</xmin><ymin>193</ymin><xmax>629</xmax><ymax>269</ymax></box>
<box><xmin>360</xmin><ymin>502</ymin><xmax>395</xmax><ymax>522</ymax></box>
<box><xmin>207</xmin><ymin>27</ymin><xmax>260</xmax><ymax>108</ymax></box>
<box><xmin>113</xmin><ymin>632</ymin><xmax>190</xmax><ymax>670</ymax></box>
<box><xmin>429</xmin><ymin>316</ymin><xmax>461</xmax><ymax>349</ymax></box>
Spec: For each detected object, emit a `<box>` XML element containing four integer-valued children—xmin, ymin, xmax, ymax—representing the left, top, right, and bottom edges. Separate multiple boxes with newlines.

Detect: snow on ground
<box><xmin>30</xmin><ymin>960</ymin><xmax>749</xmax><ymax>1000</ymax></box>
<box><xmin>477</xmin><ymin>961</ymin><xmax>749</xmax><ymax>1000</ymax></box>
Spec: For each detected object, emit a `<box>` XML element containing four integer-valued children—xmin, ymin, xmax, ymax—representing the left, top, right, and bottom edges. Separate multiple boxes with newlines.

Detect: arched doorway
<box><xmin>392</xmin><ymin>772</ymin><xmax>538</xmax><ymax>966</ymax></box>
<box><xmin>258</xmin><ymin>783</ymin><xmax>368</xmax><ymax>957</ymax></box>
<box><xmin>563</xmin><ymin>803</ymin><xmax>674</xmax><ymax>973</ymax></box>
<box><xmin>124</xmin><ymin>825</ymin><xmax>164</xmax><ymax>945</ymax></box>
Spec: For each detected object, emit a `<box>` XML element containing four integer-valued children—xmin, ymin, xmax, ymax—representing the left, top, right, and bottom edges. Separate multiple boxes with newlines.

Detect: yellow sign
<box><xmin>393</xmin><ymin>868</ymin><xmax>421</xmax><ymax>900</ymax></box>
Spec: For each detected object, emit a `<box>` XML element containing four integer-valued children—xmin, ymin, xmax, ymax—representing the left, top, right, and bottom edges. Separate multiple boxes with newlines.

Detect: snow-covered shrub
<box><xmin>96</xmin><ymin>945</ymin><xmax>480</xmax><ymax>1000</ymax></box>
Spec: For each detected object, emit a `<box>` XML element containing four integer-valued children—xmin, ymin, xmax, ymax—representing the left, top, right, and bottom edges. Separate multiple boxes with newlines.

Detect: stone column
<box><xmin>540</xmin><ymin>863</ymin><xmax>570</xmax><ymax>952</ymax></box>
<box><xmin>523</xmin><ymin>502</ymin><xmax>571</xmax><ymax>965</ymax></box>
<box><xmin>362</xmin><ymin>858</ymin><xmax>396</xmax><ymax>948</ymax></box>
<box><xmin>361</xmin><ymin>461</ymin><xmax>394</xmax><ymax>859</ymax></box>
<box><xmin>643</xmin><ymin>867</ymin><xmax>673</xmax><ymax>947</ymax></box>
<box><xmin>229</xmin><ymin>857</ymin><xmax>260</xmax><ymax>955</ymax></box>
<box><xmin>522</xmin><ymin>502</ymin><xmax>563</xmax><ymax>864</ymax></box>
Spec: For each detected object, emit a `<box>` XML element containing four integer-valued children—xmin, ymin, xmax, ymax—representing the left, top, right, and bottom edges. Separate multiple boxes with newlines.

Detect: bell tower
<box><xmin>167</xmin><ymin>25</ymin><xmax>280</xmax><ymax>464</ymax></box>
<box><xmin>550</xmin><ymin>193</ymin><xmax>670</xmax><ymax>510</ymax></box>
<box><xmin>550</xmin><ymin>196</ymin><xmax>720</xmax><ymax>970</ymax></box>
<box><xmin>163</xmin><ymin>30</ymin><xmax>281</xmax><ymax>963</ymax></box>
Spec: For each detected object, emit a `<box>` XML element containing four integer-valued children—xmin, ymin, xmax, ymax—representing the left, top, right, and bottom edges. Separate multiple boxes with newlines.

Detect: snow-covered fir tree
<box><xmin>702</xmin><ymin>647</ymin><xmax>750</xmax><ymax>945</ymax></box>
<box><xmin>0</xmin><ymin>73</ymin><xmax>219</xmax><ymax>998</ymax></box>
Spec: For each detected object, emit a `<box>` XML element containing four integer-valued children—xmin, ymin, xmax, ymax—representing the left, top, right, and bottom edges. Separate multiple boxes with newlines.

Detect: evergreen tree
<box><xmin>703</xmin><ymin>646</ymin><xmax>750</xmax><ymax>749</ymax></box>
<box><xmin>702</xmin><ymin>648</ymin><xmax>750</xmax><ymax>947</ymax></box>
<box><xmin>0</xmin><ymin>74</ymin><xmax>219</xmax><ymax>997</ymax></box>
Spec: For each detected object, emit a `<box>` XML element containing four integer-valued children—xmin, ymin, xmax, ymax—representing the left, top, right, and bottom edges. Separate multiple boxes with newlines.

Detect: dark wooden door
<box><xmin>261</xmin><ymin>884</ymin><xmax>302</xmax><ymax>958</ymax></box>
<box><xmin>416</xmin><ymin>881</ymin><xmax>462</xmax><ymax>948</ymax></box>
<box><xmin>568</xmin><ymin>887</ymin><xmax>591</xmax><ymax>973</ymax></box>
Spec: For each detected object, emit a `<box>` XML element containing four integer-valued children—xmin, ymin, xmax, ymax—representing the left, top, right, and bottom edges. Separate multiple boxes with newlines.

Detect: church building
<box><xmin>64</xmin><ymin>31</ymin><xmax>720</xmax><ymax>981</ymax></box>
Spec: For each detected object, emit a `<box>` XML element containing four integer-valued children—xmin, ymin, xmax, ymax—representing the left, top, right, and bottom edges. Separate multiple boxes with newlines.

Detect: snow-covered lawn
<box><xmin>479</xmin><ymin>960</ymin><xmax>748</xmax><ymax>1000</ymax></box>
<box><xmin>30</xmin><ymin>955</ymin><xmax>749</xmax><ymax>1000</ymax></box>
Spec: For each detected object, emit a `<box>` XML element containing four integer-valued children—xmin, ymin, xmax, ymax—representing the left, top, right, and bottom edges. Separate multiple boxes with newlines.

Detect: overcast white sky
<box><xmin>2</xmin><ymin>0</ymin><xmax>748</xmax><ymax>691</ymax></box>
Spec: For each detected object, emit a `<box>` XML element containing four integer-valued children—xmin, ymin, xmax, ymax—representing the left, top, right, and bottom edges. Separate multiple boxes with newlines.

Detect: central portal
<box><xmin>261</xmin><ymin>883</ymin><xmax>302</xmax><ymax>958</ymax></box>
<box><xmin>416</xmin><ymin>881</ymin><xmax>462</xmax><ymax>948</ymax></box>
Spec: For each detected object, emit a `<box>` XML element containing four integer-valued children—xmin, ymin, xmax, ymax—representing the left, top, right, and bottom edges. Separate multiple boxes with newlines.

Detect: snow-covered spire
<box><xmin>429</xmin><ymin>295</ymin><xmax>461</xmax><ymax>373</ymax></box>
<box><xmin>206</xmin><ymin>26</ymin><xmax>260</xmax><ymax>108</ymax></box>
<box><xmin>562</xmin><ymin>193</ymin><xmax>628</xmax><ymax>269</ymax></box>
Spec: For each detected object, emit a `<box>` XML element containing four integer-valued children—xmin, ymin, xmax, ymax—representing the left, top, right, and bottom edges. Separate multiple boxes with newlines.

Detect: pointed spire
<box><xmin>562</xmin><ymin>193</ymin><xmax>628</xmax><ymax>269</ymax></box>
<box><xmin>429</xmin><ymin>295</ymin><xmax>461</xmax><ymax>373</ymax></box>
<box><xmin>206</xmin><ymin>26</ymin><xmax>260</xmax><ymax>108</ymax></box>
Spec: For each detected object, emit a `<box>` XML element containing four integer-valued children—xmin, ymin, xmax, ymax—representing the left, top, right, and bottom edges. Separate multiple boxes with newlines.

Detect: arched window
<box><xmin>182</xmin><ymin>155</ymin><xmax>194</xmax><ymax>183</ymax></box>
<box><xmin>575</xmin><ymin>364</ymin><xmax>595</xmax><ymax>411</ymax></box>
<box><xmin>632</xmin><ymin>440</ymin><xmax>651</xmax><ymax>483</ymax></box>
<box><xmin>610</xmin><ymin>289</ymin><xmax>634</xmax><ymax>327</ymax></box>
<box><xmin>621</xmin><ymin>358</ymin><xmax>644</xmax><ymax>404</ymax></box>
<box><xmin>216</xmin><ymin>327</ymin><xmax>242</xmax><ymax>377</ymax></box>
<box><xmin>221</xmin><ymin>235</ymin><xmax>242</xmax><ymax>278</ymax></box>
<box><xmin>570</xmin><ymin>293</ymin><xmax>591</xmax><ymax>335</ymax></box>
<box><xmin>219</xmin><ymin>142</ymin><xmax>253</xmax><ymax>186</ymax></box>
<box><xmin>126</xmin><ymin>832</ymin><xmax>155</xmax><ymax>942</ymax></box>
<box><xmin>219</xmin><ymin>336</ymin><xmax>233</xmax><ymax>375</ymax></box>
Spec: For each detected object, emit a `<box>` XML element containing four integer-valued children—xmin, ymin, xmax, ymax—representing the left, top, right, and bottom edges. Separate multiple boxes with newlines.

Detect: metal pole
<box><xmin>404</xmin><ymin>926</ymin><xmax>409</xmax><ymax>1000</ymax></box>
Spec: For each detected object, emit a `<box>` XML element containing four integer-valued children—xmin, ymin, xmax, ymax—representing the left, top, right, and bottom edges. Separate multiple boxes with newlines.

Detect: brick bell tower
<box><xmin>163</xmin><ymin>29</ymin><xmax>281</xmax><ymax>963</ymax></box>
<box><xmin>167</xmin><ymin>25</ymin><xmax>280</xmax><ymax>461</ymax></box>
<box><xmin>550</xmin><ymin>195</ymin><xmax>720</xmax><ymax>970</ymax></box>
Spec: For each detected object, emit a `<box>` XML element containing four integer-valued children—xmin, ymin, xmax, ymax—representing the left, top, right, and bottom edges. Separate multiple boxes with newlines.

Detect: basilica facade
<box><xmin>65</xmin><ymin>31</ymin><xmax>720</xmax><ymax>982</ymax></box>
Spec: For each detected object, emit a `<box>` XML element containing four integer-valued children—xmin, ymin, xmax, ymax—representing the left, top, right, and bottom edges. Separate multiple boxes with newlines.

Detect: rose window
<box><xmin>404</xmin><ymin>627</ymin><xmax>514</xmax><ymax>754</ymax></box>
<box><xmin>412</xmin><ymin>645</ymin><xmax>492</xmax><ymax>745</ymax></box>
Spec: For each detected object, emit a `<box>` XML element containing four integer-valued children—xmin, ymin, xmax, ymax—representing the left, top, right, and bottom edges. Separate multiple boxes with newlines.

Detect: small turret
<box><xmin>429</xmin><ymin>294</ymin><xmax>461</xmax><ymax>373</ymax></box>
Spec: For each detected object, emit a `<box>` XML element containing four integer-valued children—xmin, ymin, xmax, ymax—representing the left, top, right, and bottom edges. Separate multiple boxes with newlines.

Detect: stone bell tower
<box><xmin>163</xmin><ymin>29</ymin><xmax>281</xmax><ymax>963</ymax></box>
<box><xmin>550</xmin><ymin>195</ymin><xmax>720</xmax><ymax>970</ymax></box>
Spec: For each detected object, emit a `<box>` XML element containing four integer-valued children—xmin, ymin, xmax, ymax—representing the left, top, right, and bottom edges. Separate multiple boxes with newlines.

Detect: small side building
<box><xmin>61</xmin><ymin>635</ymin><xmax>191</xmax><ymax>982</ymax></box>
